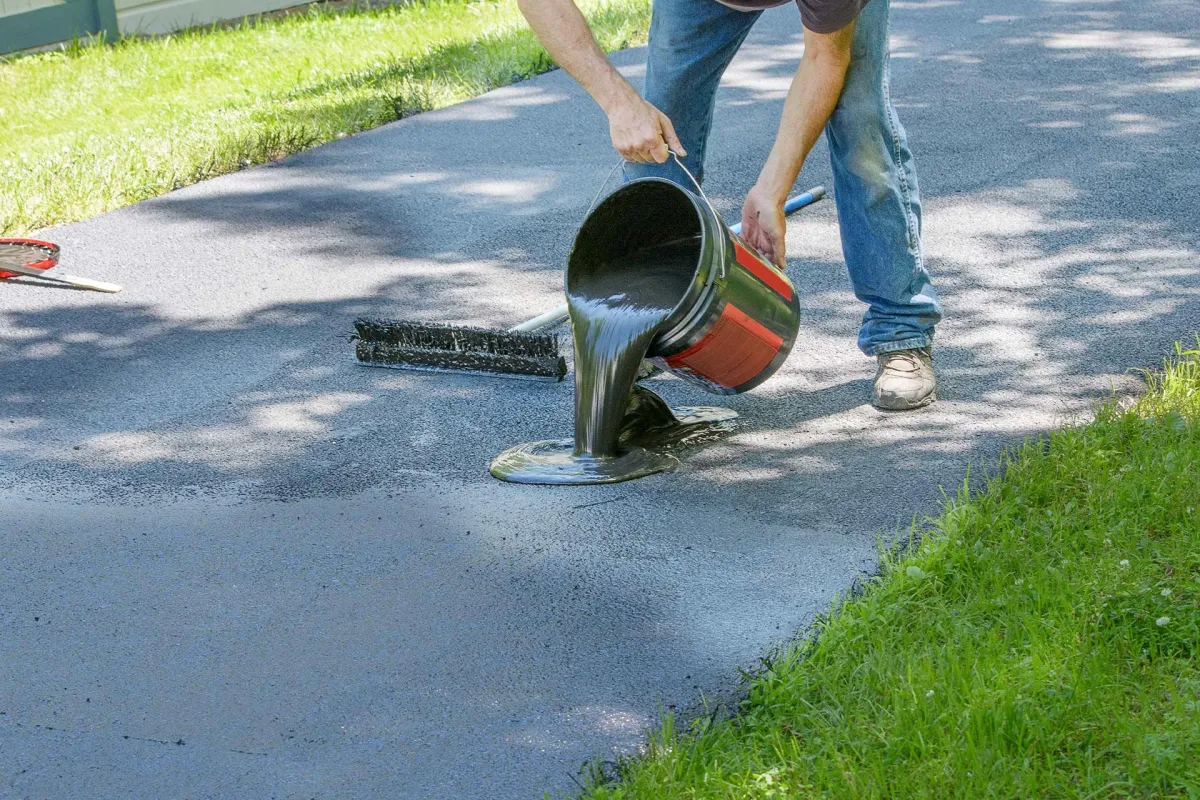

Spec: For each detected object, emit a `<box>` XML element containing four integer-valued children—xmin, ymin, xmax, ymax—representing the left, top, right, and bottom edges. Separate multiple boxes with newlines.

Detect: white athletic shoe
<box><xmin>873</xmin><ymin>347</ymin><xmax>937</xmax><ymax>410</ymax></box>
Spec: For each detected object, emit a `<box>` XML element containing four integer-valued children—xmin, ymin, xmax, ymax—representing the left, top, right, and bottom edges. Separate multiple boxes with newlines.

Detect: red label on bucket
<box><xmin>733</xmin><ymin>239</ymin><xmax>793</xmax><ymax>300</ymax></box>
<box><xmin>664</xmin><ymin>303</ymin><xmax>784</xmax><ymax>390</ymax></box>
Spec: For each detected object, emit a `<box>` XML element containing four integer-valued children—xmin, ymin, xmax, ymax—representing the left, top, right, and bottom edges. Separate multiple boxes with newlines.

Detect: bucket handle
<box><xmin>665</xmin><ymin>152</ymin><xmax>730</xmax><ymax>282</ymax></box>
<box><xmin>666</xmin><ymin>152</ymin><xmax>719</xmax><ymax>223</ymax></box>
<box><xmin>583</xmin><ymin>151</ymin><xmax>731</xmax><ymax>281</ymax></box>
<box><xmin>585</xmin><ymin>151</ymin><xmax>716</xmax><ymax>215</ymax></box>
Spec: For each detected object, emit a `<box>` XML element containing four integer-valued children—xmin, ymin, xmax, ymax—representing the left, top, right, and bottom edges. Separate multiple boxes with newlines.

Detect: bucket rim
<box><xmin>566</xmin><ymin>176</ymin><xmax>727</xmax><ymax>330</ymax></box>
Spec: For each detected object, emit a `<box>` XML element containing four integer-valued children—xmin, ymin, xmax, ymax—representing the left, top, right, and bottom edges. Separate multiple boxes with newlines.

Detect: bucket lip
<box><xmin>566</xmin><ymin>176</ymin><xmax>723</xmax><ymax>328</ymax></box>
<box><xmin>649</xmin><ymin>182</ymin><xmax>727</xmax><ymax>346</ymax></box>
<box><xmin>588</xmin><ymin>175</ymin><xmax>693</xmax><ymax>206</ymax></box>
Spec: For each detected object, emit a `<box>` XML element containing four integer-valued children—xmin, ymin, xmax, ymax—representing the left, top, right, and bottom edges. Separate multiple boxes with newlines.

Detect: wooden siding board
<box><xmin>2</xmin><ymin>0</ymin><xmax>68</xmax><ymax>18</ymax></box>
<box><xmin>116</xmin><ymin>0</ymin><xmax>303</xmax><ymax>33</ymax></box>
<box><xmin>95</xmin><ymin>0</ymin><xmax>118</xmax><ymax>36</ymax></box>
<box><xmin>2</xmin><ymin>0</ymin><xmax>306</xmax><ymax>52</ymax></box>
<box><xmin>0</xmin><ymin>0</ymin><xmax>30</xmax><ymax>18</ymax></box>
<box><xmin>0</xmin><ymin>0</ymin><xmax>99</xmax><ymax>52</ymax></box>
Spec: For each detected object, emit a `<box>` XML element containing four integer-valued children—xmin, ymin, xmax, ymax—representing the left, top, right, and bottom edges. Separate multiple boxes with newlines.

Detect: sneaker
<box><xmin>873</xmin><ymin>347</ymin><xmax>936</xmax><ymax>410</ymax></box>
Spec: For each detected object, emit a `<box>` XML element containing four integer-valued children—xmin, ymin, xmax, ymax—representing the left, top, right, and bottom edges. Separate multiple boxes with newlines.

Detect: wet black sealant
<box><xmin>491</xmin><ymin>237</ymin><xmax>738</xmax><ymax>485</ymax></box>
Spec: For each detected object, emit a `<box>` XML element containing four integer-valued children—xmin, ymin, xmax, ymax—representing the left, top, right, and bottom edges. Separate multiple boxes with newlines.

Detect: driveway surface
<box><xmin>2</xmin><ymin>0</ymin><xmax>1198</xmax><ymax>797</ymax></box>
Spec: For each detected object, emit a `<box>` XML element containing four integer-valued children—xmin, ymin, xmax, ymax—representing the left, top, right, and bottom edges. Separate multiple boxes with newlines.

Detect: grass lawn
<box><xmin>0</xmin><ymin>0</ymin><xmax>650</xmax><ymax>236</ymax></box>
<box><xmin>582</xmin><ymin>344</ymin><xmax>1200</xmax><ymax>799</ymax></box>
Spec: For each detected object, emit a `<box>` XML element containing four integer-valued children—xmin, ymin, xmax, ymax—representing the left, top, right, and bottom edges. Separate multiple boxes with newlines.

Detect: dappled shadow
<box><xmin>1</xmin><ymin>0</ymin><xmax>1197</xmax><ymax>587</ymax></box>
<box><xmin>7</xmin><ymin>0</ymin><xmax>1192</xmax><ymax>516</ymax></box>
<box><xmin>3</xmin><ymin>0</ymin><xmax>1199</xmax><ymax>519</ymax></box>
<box><xmin>3</xmin><ymin>0</ymin><xmax>1200</xmax><ymax>794</ymax></box>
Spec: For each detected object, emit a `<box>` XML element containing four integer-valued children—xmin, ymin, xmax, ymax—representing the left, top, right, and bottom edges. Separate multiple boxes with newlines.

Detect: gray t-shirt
<box><xmin>715</xmin><ymin>0</ymin><xmax>870</xmax><ymax>33</ymax></box>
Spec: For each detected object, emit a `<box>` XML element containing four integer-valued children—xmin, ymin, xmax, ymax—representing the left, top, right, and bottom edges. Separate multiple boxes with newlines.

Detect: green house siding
<box><xmin>0</xmin><ymin>0</ymin><xmax>118</xmax><ymax>54</ymax></box>
<box><xmin>1</xmin><ymin>0</ymin><xmax>299</xmax><ymax>54</ymax></box>
<box><xmin>115</xmin><ymin>0</ymin><xmax>302</xmax><ymax>35</ymax></box>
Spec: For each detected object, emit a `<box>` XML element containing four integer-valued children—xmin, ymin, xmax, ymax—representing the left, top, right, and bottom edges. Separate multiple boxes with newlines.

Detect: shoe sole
<box><xmin>872</xmin><ymin>391</ymin><xmax>937</xmax><ymax>412</ymax></box>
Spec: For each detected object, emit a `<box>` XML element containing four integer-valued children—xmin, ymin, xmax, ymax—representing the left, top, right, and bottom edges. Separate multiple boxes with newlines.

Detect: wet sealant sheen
<box><xmin>491</xmin><ymin>237</ymin><xmax>737</xmax><ymax>485</ymax></box>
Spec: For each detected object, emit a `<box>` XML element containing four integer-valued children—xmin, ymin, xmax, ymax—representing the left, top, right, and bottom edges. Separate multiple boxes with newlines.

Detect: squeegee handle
<box><xmin>509</xmin><ymin>187</ymin><xmax>825</xmax><ymax>333</ymax></box>
<box><xmin>0</xmin><ymin>262</ymin><xmax>123</xmax><ymax>293</ymax></box>
<box><xmin>728</xmin><ymin>185</ymin><xmax>825</xmax><ymax>236</ymax></box>
<box><xmin>511</xmin><ymin>303</ymin><xmax>569</xmax><ymax>333</ymax></box>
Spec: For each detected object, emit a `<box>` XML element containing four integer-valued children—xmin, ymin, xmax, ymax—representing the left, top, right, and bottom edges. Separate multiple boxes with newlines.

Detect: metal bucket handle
<box><xmin>664</xmin><ymin>152</ymin><xmax>730</xmax><ymax>283</ymax></box>
<box><xmin>583</xmin><ymin>152</ymin><xmax>730</xmax><ymax>282</ymax></box>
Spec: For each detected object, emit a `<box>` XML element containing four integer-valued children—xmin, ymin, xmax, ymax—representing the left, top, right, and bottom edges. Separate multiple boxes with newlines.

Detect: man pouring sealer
<box><xmin>518</xmin><ymin>0</ymin><xmax>942</xmax><ymax>409</ymax></box>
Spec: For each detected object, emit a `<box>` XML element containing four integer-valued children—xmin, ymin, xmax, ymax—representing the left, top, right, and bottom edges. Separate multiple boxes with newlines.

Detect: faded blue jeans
<box><xmin>627</xmin><ymin>0</ymin><xmax>941</xmax><ymax>355</ymax></box>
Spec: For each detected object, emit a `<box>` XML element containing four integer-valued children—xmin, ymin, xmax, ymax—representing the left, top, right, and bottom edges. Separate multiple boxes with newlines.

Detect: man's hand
<box><xmin>746</xmin><ymin>22</ymin><xmax>855</xmax><ymax>268</ymax></box>
<box><xmin>740</xmin><ymin>183</ymin><xmax>787</xmax><ymax>267</ymax></box>
<box><xmin>515</xmin><ymin>0</ymin><xmax>685</xmax><ymax>165</ymax></box>
<box><xmin>606</xmin><ymin>90</ymin><xmax>686</xmax><ymax>164</ymax></box>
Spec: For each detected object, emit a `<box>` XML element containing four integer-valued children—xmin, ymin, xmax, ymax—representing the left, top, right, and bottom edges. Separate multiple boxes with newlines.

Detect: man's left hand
<box><xmin>740</xmin><ymin>184</ymin><xmax>787</xmax><ymax>268</ymax></box>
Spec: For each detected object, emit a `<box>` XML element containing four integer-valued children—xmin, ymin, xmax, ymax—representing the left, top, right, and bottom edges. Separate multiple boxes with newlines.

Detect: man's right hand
<box><xmin>606</xmin><ymin>91</ymin><xmax>686</xmax><ymax>164</ymax></box>
<box><xmin>514</xmin><ymin>0</ymin><xmax>684</xmax><ymax>164</ymax></box>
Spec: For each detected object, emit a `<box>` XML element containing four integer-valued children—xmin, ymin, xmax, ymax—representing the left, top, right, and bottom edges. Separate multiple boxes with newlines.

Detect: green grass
<box><xmin>584</xmin><ymin>343</ymin><xmax>1200</xmax><ymax>799</ymax></box>
<box><xmin>0</xmin><ymin>0</ymin><xmax>650</xmax><ymax>236</ymax></box>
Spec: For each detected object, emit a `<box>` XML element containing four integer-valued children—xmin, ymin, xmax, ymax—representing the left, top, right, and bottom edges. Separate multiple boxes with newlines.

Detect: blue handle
<box><xmin>728</xmin><ymin>186</ymin><xmax>825</xmax><ymax>236</ymax></box>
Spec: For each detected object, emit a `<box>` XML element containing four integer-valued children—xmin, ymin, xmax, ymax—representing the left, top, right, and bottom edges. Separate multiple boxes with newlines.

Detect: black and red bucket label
<box><xmin>732</xmin><ymin>238</ymin><xmax>794</xmax><ymax>301</ymax></box>
<box><xmin>658</xmin><ymin>236</ymin><xmax>795</xmax><ymax>392</ymax></box>
<box><xmin>663</xmin><ymin>302</ymin><xmax>784</xmax><ymax>392</ymax></box>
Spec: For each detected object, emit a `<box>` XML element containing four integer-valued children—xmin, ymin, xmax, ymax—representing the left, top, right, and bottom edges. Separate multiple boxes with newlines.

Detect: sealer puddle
<box><xmin>491</xmin><ymin>237</ymin><xmax>737</xmax><ymax>485</ymax></box>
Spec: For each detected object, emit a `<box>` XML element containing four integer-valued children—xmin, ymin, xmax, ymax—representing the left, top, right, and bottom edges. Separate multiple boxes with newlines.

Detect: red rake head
<box><xmin>0</xmin><ymin>238</ymin><xmax>60</xmax><ymax>280</ymax></box>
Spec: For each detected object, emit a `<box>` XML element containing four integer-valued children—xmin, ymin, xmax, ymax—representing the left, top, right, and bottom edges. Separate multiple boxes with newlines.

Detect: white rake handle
<box><xmin>1</xmin><ymin>262</ymin><xmax>123</xmax><ymax>293</ymax></box>
<box><xmin>511</xmin><ymin>303</ymin><xmax>569</xmax><ymax>332</ymax></box>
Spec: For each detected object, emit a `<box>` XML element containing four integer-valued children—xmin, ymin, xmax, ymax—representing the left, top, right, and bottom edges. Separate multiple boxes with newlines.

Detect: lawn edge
<box><xmin>570</xmin><ymin>340</ymin><xmax>1200</xmax><ymax>799</ymax></box>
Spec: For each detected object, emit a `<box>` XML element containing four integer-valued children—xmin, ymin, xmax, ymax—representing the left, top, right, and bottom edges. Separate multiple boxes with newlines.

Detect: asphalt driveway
<box><xmin>2</xmin><ymin>0</ymin><xmax>1198</xmax><ymax>796</ymax></box>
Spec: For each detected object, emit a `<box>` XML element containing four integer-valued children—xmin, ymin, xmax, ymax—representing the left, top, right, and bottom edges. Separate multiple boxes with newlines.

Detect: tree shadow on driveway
<box><xmin>2</xmin><ymin>2</ymin><xmax>1200</xmax><ymax>798</ymax></box>
<box><xmin>3</xmin><ymin>0</ymin><xmax>1200</xmax><ymax>525</ymax></box>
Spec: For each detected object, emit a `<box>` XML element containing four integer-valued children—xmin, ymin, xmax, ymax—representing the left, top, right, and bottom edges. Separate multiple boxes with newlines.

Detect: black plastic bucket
<box><xmin>566</xmin><ymin>178</ymin><xmax>800</xmax><ymax>395</ymax></box>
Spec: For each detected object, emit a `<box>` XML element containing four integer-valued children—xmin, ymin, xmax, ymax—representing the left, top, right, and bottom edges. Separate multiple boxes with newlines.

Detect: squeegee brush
<box><xmin>354</xmin><ymin>317</ymin><xmax>567</xmax><ymax>380</ymax></box>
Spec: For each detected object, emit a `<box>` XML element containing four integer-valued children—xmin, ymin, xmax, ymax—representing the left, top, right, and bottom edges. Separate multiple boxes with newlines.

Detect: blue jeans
<box><xmin>627</xmin><ymin>0</ymin><xmax>941</xmax><ymax>356</ymax></box>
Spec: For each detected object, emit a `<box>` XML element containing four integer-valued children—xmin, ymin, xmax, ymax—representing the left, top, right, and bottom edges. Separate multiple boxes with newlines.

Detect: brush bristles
<box><xmin>354</xmin><ymin>317</ymin><xmax>567</xmax><ymax>380</ymax></box>
<box><xmin>354</xmin><ymin>318</ymin><xmax>560</xmax><ymax>357</ymax></box>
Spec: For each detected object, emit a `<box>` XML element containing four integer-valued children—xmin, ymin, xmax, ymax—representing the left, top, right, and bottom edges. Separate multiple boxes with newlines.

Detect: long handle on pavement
<box><xmin>0</xmin><ymin>262</ymin><xmax>123</xmax><ymax>293</ymax></box>
<box><xmin>509</xmin><ymin>187</ymin><xmax>825</xmax><ymax>334</ymax></box>
<box><xmin>512</xmin><ymin>304</ymin><xmax>574</xmax><ymax>333</ymax></box>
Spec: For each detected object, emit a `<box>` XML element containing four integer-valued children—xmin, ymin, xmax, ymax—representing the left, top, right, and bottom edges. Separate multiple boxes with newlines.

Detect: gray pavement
<box><xmin>2</xmin><ymin>0</ymin><xmax>1199</xmax><ymax>796</ymax></box>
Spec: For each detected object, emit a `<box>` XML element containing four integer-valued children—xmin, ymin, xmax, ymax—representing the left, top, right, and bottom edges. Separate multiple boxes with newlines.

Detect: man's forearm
<box><xmin>757</xmin><ymin>24</ymin><xmax>855</xmax><ymax>202</ymax></box>
<box><xmin>516</xmin><ymin>0</ymin><xmax>683</xmax><ymax>162</ymax></box>
<box><xmin>516</xmin><ymin>0</ymin><xmax>638</xmax><ymax>114</ymax></box>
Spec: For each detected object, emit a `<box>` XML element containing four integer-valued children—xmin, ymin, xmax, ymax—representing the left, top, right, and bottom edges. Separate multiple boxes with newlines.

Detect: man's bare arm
<box><xmin>741</xmin><ymin>23</ymin><xmax>855</xmax><ymax>265</ymax></box>
<box><xmin>516</xmin><ymin>0</ymin><xmax>684</xmax><ymax>162</ymax></box>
